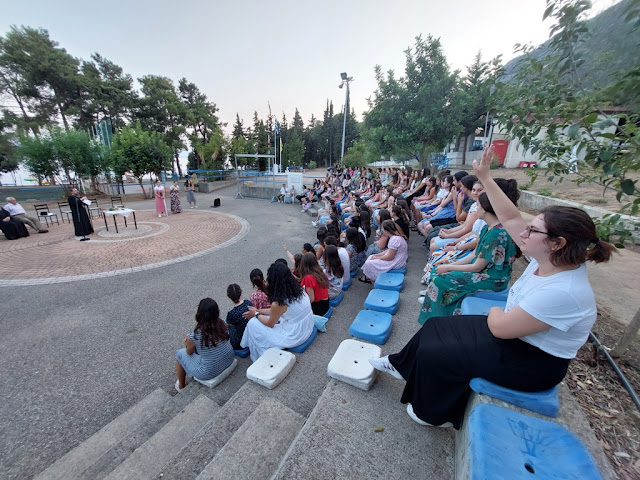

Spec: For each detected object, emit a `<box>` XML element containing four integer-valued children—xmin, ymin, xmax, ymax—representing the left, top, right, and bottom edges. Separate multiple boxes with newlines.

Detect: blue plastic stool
<box><xmin>467</xmin><ymin>404</ymin><xmax>601</xmax><ymax>479</ymax></box>
<box><xmin>374</xmin><ymin>272</ymin><xmax>405</xmax><ymax>292</ymax></box>
<box><xmin>460</xmin><ymin>297</ymin><xmax>507</xmax><ymax>316</ymax></box>
<box><xmin>349</xmin><ymin>310</ymin><xmax>393</xmax><ymax>345</ymax></box>
<box><xmin>287</xmin><ymin>326</ymin><xmax>318</xmax><ymax>353</ymax></box>
<box><xmin>234</xmin><ymin>347</ymin><xmax>250</xmax><ymax>358</ymax></box>
<box><xmin>364</xmin><ymin>289</ymin><xmax>400</xmax><ymax>315</ymax></box>
<box><xmin>330</xmin><ymin>290</ymin><xmax>344</xmax><ymax>307</ymax></box>
<box><xmin>350</xmin><ymin>269</ymin><xmax>358</xmax><ymax>279</ymax></box>
<box><xmin>470</xmin><ymin>378</ymin><xmax>559</xmax><ymax>417</ymax></box>
<box><xmin>342</xmin><ymin>278</ymin><xmax>352</xmax><ymax>291</ymax></box>
<box><xmin>324</xmin><ymin>306</ymin><xmax>333</xmax><ymax>320</ymax></box>
<box><xmin>472</xmin><ymin>287</ymin><xmax>509</xmax><ymax>301</ymax></box>
<box><xmin>389</xmin><ymin>265</ymin><xmax>407</xmax><ymax>275</ymax></box>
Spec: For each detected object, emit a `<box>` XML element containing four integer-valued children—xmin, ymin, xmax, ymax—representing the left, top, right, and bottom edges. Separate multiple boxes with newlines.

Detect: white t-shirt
<box><xmin>505</xmin><ymin>259</ymin><xmax>596</xmax><ymax>359</ymax></box>
<box><xmin>337</xmin><ymin>247</ymin><xmax>351</xmax><ymax>284</ymax></box>
<box><xmin>4</xmin><ymin>203</ymin><xmax>26</xmax><ymax>216</ymax></box>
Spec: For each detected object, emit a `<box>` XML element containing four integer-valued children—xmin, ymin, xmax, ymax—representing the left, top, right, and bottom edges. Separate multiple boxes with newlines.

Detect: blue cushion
<box><xmin>469</xmin><ymin>378</ymin><xmax>559</xmax><ymax>417</ymax></box>
<box><xmin>374</xmin><ymin>272</ymin><xmax>405</xmax><ymax>292</ymax></box>
<box><xmin>460</xmin><ymin>297</ymin><xmax>507</xmax><ymax>316</ymax></box>
<box><xmin>350</xmin><ymin>269</ymin><xmax>358</xmax><ymax>278</ymax></box>
<box><xmin>342</xmin><ymin>278</ymin><xmax>352</xmax><ymax>291</ymax></box>
<box><xmin>234</xmin><ymin>347</ymin><xmax>250</xmax><ymax>358</ymax></box>
<box><xmin>324</xmin><ymin>306</ymin><xmax>333</xmax><ymax>320</ymax></box>
<box><xmin>349</xmin><ymin>310</ymin><xmax>393</xmax><ymax>345</ymax></box>
<box><xmin>467</xmin><ymin>404</ymin><xmax>601</xmax><ymax>479</ymax></box>
<box><xmin>287</xmin><ymin>326</ymin><xmax>318</xmax><ymax>353</ymax></box>
<box><xmin>389</xmin><ymin>265</ymin><xmax>407</xmax><ymax>275</ymax></box>
<box><xmin>472</xmin><ymin>287</ymin><xmax>509</xmax><ymax>301</ymax></box>
<box><xmin>329</xmin><ymin>290</ymin><xmax>344</xmax><ymax>307</ymax></box>
<box><xmin>364</xmin><ymin>289</ymin><xmax>400</xmax><ymax>315</ymax></box>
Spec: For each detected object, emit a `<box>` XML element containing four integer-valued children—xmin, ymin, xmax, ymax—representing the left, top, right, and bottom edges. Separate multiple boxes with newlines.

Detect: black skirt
<box><xmin>388</xmin><ymin>315</ymin><xmax>570</xmax><ymax>429</ymax></box>
<box><xmin>311</xmin><ymin>299</ymin><xmax>330</xmax><ymax>316</ymax></box>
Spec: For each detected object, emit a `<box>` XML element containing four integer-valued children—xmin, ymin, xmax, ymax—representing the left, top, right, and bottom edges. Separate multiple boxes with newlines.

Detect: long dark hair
<box><xmin>267</xmin><ymin>262</ymin><xmax>304</xmax><ymax>306</ymax></box>
<box><xmin>345</xmin><ymin>227</ymin><xmax>365</xmax><ymax>253</ymax></box>
<box><xmin>541</xmin><ymin>206</ymin><xmax>616</xmax><ymax>266</ymax></box>
<box><xmin>322</xmin><ymin>245</ymin><xmax>344</xmax><ymax>279</ymax></box>
<box><xmin>194</xmin><ymin>298</ymin><xmax>229</xmax><ymax>348</ymax></box>
<box><xmin>250</xmin><ymin>268</ymin><xmax>267</xmax><ymax>294</ymax></box>
<box><xmin>299</xmin><ymin>252</ymin><xmax>330</xmax><ymax>288</ymax></box>
<box><xmin>382</xmin><ymin>219</ymin><xmax>407</xmax><ymax>240</ymax></box>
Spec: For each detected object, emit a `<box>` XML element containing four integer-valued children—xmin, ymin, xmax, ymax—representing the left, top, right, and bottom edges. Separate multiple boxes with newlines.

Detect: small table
<box><xmin>102</xmin><ymin>208</ymin><xmax>137</xmax><ymax>233</ymax></box>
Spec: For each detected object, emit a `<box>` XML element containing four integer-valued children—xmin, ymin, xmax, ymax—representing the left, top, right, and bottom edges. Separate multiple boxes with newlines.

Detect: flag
<box><xmin>274</xmin><ymin>119</ymin><xmax>279</xmax><ymax>135</ymax></box>
<box><xmin>280</xmin><ymin>137</ymin><xmax>283</xmax><ymax>153</ymax></box>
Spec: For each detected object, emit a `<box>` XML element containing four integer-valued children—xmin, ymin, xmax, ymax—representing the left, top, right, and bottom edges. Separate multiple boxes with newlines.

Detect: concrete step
<box><xmin>156</xmin><ymin>381</ymin><xmax>265</xmax><ymax>480</ymax></box>
<box><xmin>105</xmin><ymin>394</ymin><xmax>219</xmax><ymax>480</ymax></box>
<box><xmin>35</xmin><ymin>388</ymin><xmax>173</xmax><ymax>480</ymax></box>
<box><xmin>272</xmin><ymin>379</ymin><xmax>455</xmax><ymax>480</ymax></box>
<box><xmin>197</xmin><ymin>398</ymin><xmax>304</xmax><ymax>480</ymax></box>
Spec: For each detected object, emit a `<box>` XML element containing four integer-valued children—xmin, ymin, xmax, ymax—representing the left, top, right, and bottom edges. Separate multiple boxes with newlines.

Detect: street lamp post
<box><xmin>339</xmin><ymin>72</ymin><xmax>353</xmax><ymax>168</ymax></box>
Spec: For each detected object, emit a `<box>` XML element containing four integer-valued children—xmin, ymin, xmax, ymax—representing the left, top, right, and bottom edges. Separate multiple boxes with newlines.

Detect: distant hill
<box><xmin>502</xmin><ymin>0</ymin><xmax>640</xmax><ymax>92</ymax></box>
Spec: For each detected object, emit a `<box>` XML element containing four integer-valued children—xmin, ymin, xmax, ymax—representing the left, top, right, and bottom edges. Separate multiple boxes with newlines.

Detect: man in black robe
<box><xmin>68</xmin><ymin>188</ymin><xmax>94</xmax><ymax>238</ymax></box>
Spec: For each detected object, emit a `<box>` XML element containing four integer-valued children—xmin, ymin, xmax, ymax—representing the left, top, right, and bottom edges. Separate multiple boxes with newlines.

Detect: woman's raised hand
<box><xmin>473</xmin><ymin>145</ymin><xmax>495</xmax><ymax>181</ymax></box>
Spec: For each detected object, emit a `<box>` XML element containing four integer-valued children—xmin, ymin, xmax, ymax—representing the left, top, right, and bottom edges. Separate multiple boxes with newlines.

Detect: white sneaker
<box><xmin>369</xmin><ymin>356</ymin><xmax>403</xmax><ymax>380</ymax></box>
<box><xmin>195</xmin><ymin>206</ymin><xmax>198</xmax><ymax>208</ymax></box>
<box><xmin>418</xmin><ymin>296</ymin><xmax>425</xmax><ymax>304</ymax></box>
<box><xmin>174</xmin><ymin>380</ymin><xmax>184</xmax><ymax>393</ymax></box>
<box><xmin>406</xmin><ymin>404</ymin><xmax>452</xmax><ymax>427</ymax></box>
<box><xmin>312</xmin><ymin>221</ymin><xmax>318</xmax><ymax>227</ymax></box>
<box><xmin>158</xmin><ymin>214</ymin><xmax>162</xmax><ymax>218</ymax></box>
<box><xmin>419</xmin><ymin>289</ymin><xmax>427</xmax><ymax>296</ymax></box>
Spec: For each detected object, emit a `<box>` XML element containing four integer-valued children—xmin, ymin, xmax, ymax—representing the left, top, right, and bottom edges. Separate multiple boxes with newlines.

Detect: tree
<box><xmin>0</xmin><ymin>26</ymin><xmax>82</xmax><ymax>131</ymax></box>
<box><xmin>178</xmin><ymin>78</ymin><xmax>220</xmax><ymax>147</ymax></box>
<box><xmin>78</xmin><ymin>53</ymin><xmax>137</xmax><ymax>130</ymax></box>
<box><xmin>458</xmin><ymin>52</ymin><xmax>502</xmax><ymax>164</ymax></box>
<box><xmin>496</xmin><ymin>0</ymin><xmax>640</xmax><ymax>356</ymax></box>
<box><xmin>0</xmin><ymin>113</ymin><xmax>19</xmax><ymax>175</ymax></box>
<box><xmin>17</xmin><ymin>133</ymin><xmax>57</xmax><ymax>184</ymax></box>
<box><xmin>282</xmin><ymin>129</ymin><xmax>305</xmax><ymax>168</ymax></box>
<box><xmin>364</xmin><ymin>35</ymin><xmax>464</xmax><ymax>168</ymax></box>
<box><xmin>137</xmin><ymin>75</ymin><xmax>186</xmax><ymax>176</ymax></box>
<box><xmin>111</xmin><ymin>123</ymin><xmax>171</xmax><ymax>197</ymax></box>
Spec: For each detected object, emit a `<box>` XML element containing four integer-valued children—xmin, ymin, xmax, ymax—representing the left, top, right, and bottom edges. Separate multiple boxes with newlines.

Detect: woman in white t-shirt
<box><xmin>369</xmin><ymin>146</ymin><xmax>616</xmax><ymax>429</ymax></box>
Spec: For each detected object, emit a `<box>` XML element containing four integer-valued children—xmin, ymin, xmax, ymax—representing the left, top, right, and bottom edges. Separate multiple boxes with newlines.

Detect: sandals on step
<box><xmin>358</xmin><ymin>275</ymin><xmax>372</xmax><ymax>284</ymax></box>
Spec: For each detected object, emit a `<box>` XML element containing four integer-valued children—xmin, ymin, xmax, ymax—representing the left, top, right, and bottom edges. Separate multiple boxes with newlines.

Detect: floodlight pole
<box><xmin>339</xmin><ymin>73</ymin><xmax>353</xmax><ymax>167</ymax></box>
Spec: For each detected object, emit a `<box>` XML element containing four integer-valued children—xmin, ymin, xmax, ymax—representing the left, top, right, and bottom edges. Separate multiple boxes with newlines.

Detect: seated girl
<box><xmin>225</xmin><ymin>284</ymin><xmax>252</xmax><ymax>349</ymax></box>
<box><xmin>241</xmin><ymin>262</ymin><xmax>315</xmax><ymax>362</ymax></box>
<box><xmin>360</xmin><ymin>220</ymin><xmax>409</xmax><ymax>283</ymax></box>
<box><xmin>343</xmin><ymin>227</ymin><xmax>366</xmax><ymax>274</ymax></box>
<box><xmin>249</xmin><ymin>269</ymin><xmax>271</xmax><ymax>310</ymax></box>
<box><xmin>365</xmin><ymin>209</ymin><xmax>392</xmax><ymax>258</ymax></box>
<box><xmin>323</xmin><ymin>245</ymin><xmax>345</xmax><ymax>298</ymax></box>
<box><xmin>298</xmin><ymin>252</ymin><xmax>331</xmax><ymax>315</ymax></box>
<box><xmin>417</xmin><ymin>175</ymin><xmax>455</xmax><ymax>237</ymax></box>
<box><xmin>369</xmin><ymin>146</ymin><xmax>616</xmax><ymax>429</ymax></box>
<box><xmin>417</xmin><ymin>179</ymin><xmax>520</xmax><ymax>325</ymax></box>
<box><xmin>175</xmin><ymin>298</ymin><xmax>234</xmax><ymax>392</ymax></box>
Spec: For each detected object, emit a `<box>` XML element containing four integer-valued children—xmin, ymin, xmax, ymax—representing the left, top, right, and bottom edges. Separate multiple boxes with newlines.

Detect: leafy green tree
<box><xmin>78</xmin><ymin>53</ymin><xmax>137</xmax><ymax>130</ymax></box>
<box><xmin>178</xmin><ymin>78</ymin><xmax>220</xmax><ymax>147</ymax></box>
<box><xmin>111</xmin><ymin>123</ymin><xmax>171</xmax><ymax>197</ymax></box>
<box><xmin>0</xmin><ymin>113</ymin><xmax>19</xmax><ymax>175</ymax></box>
<box><xmin>341</xmin><ymin>139</ymin><xmax>369</xmax><ymax>168</ymax></box>
<box><xmin>364</xmin><ymin>35</ymin><xmax>463</xmax><ymax>168</ymax></box>
<box><xmin>0</xmin><ymin>26</ymin><xmax>82</xmax><ymax>131</ymax></box>
<box><xmin>496</xmin><ymin>0</ymin><xmax>640</xmax><ymax>357</ymax></box>
<box><xmin>458</xmin><ymin>52</ymin><xmax>502</xmax><ymax>164</ymax></box>
<box><xmin>194</xmin><ymin>129</ymin><xmax>226</xmax><ymax>172</ymax></box>
<box><xmin>17</xmin><ymin>133</ymin><xmax>57</xmax><ymax>184</ymax></box>
<box><xmin>282</xmin><ymin>129</ymin><xmax>305</xmax><ymax>168</ymax></box>
<box><xmin>137</xmin><ymin>75</ymin><xmax>186</xmax><ymax>176</ymax></box>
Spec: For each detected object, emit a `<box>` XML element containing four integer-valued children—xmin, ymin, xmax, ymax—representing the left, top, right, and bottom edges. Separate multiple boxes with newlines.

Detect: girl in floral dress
<box><xmin>418</xmin><ymin>179</ymin><xmax>520</xmax><ymax>325</ymax></box>
<box><xmin>170</xmin><ymin>181</ymin><xmax>182</xmax><ymax>213</ymax></box>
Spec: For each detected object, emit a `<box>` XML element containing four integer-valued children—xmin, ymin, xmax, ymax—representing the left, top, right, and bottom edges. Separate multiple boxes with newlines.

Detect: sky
<box><xmin>1</xmin><ymin>0</ymin><xmax>621</xmax><ymax>132</ymax></box>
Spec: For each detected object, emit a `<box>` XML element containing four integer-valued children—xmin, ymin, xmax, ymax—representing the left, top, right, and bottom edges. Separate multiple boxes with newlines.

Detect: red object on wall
<box><xmin>491</xmin><ymin>140</ymin><xmax>509</xmax><ymax>165</ymax></box>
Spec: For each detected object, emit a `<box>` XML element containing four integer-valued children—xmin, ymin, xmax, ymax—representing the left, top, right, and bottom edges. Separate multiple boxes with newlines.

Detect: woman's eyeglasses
<box><xmin>525</xmin><ymin>226</ymin><xmax>550</xmax><ymax>238</ymax></box>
